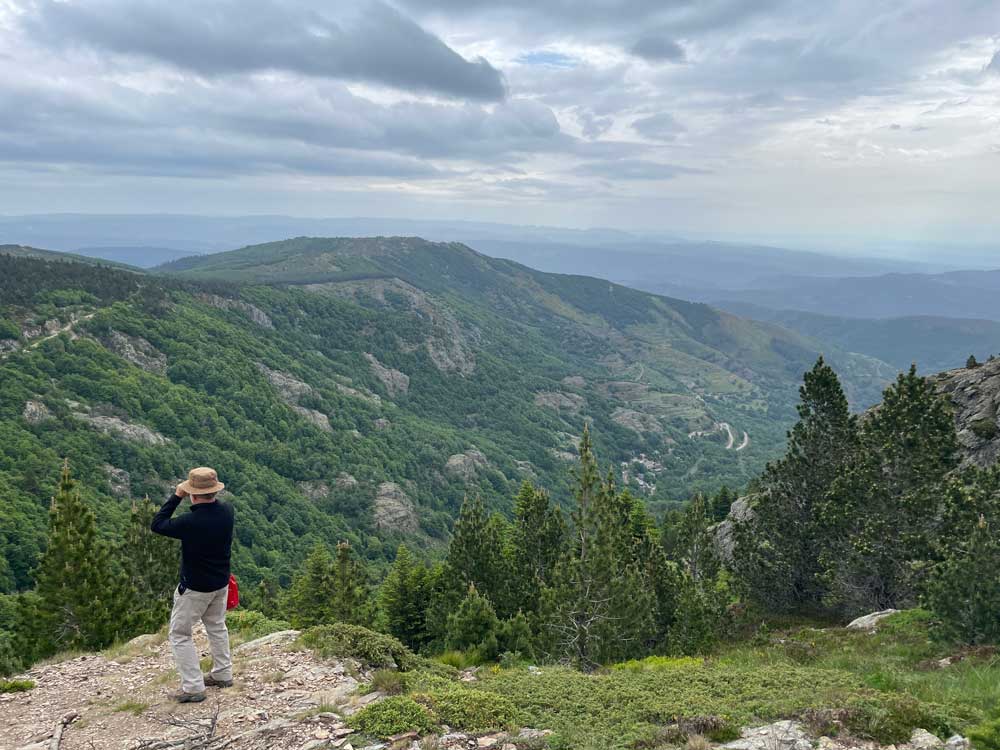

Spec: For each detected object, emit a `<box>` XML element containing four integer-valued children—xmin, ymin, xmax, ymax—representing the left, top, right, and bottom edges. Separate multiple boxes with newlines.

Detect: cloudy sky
<box><xmin>1</xmin><ymin>0</ymin><xmax>999</xmax><ymax>247</ymax></box>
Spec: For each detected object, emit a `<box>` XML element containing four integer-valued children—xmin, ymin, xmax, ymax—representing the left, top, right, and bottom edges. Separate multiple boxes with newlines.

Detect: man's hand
<box><xmin>175</xmin><ymin>485</ymin><xmax>189</xmax><ymax>499</ymax></box>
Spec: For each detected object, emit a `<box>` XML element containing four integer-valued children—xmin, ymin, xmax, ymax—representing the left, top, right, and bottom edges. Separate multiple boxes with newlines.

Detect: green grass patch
<box><xmin>114</xmin><ymin>700</ymin><xmax>148</xmax><ymax>715</ymax></box>
<box><xmin>0</xmin><ymin>679</ymin><xmax>34</xmax><ymax>693</ymax></box>
<box><xmin>226</xmin><ymin>609</ymin><xmax>292</xmax><ymax>642</ymax></box>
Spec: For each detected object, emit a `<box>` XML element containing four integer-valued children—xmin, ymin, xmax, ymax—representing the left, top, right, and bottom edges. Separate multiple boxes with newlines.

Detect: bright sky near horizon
<box><xmin>1</xmin><ymin>1</ymin><xmax>999</xmax><ymax>249</ymax></box>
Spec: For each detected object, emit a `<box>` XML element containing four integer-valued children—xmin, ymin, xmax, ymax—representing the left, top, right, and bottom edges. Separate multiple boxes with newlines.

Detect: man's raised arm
<box><xmin>151</xmin><ymin>487</ymin><xmax>192</xmax><ymax>539</ymax></box>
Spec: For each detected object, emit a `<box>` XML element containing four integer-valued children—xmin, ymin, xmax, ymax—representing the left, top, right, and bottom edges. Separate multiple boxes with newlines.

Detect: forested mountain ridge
<box><xmin>0</xmin><ymin>239</ymin><xmax>889</xmax><ymax>594</ymax></box>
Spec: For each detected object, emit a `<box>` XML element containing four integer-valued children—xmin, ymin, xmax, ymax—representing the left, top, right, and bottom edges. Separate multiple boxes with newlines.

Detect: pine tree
<box><xmin>507</xmin><ymin>481</ymin><xmax>566</xmax><ymax>616</ymax></box>
<box><xmin>733</xmin><ymin>357</ymin><xmax>858</xmax><ymax>613</ymax></box>
<box><xmin>442</xmin><ymin>495</ymin><xmax>509</xmax><ymax>614</ymax></box>
<box><xmin>121</xmin><ymin>496</ymin><xmax>179</xmax><ymax>633</ymax></box>
<box><xmin>539</xmin><ymin>429</ymin><xmax>656</xmax><ymax>667</ymax></box>
<box><xmin>379</xmin><ymin>545</ymin><xmax>433</xmax><ymax>651</ymax></box>
<box><xmin>967</xmin><ymin>355</ymin><xmax>980</xmax><ymax>369</ymax></box>
<box><xmin>283</xmin><ymin>543</ymin><xmax>336</xmax><ymax>628</ymax></box>
<box><xmin>330</xmin><ymin>542</ymin><xmax>369</xmax><ymax>625</ymax></box>
<box><xmin>255</xmin><ymin>578</ymin><xmax>280</xmax><ymax>618</ymax></box>
<box><xmin>34</xmin><ymin>461</ymin><xmax>130</xmax><ymax>650</ymax></box>
<box><xmin>926</xmin><ymin>470</ymin><xmax>1000</xmax><ymax>644</ymax></box>
<box><xmin>446</xmin><ymin>584</ymin><xmax>500</xmax><ymax>660</ymax></box>
<box><xmin>821</xmin><ymin>365</ymin><xmax>959</xmax><ymax>613</ymax></box>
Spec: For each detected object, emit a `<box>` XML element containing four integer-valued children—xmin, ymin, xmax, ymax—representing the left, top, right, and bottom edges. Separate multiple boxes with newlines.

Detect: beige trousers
<box><xmin>168</xmin><ymin>584</ymin><xmax>232</xmax><ymax>694</ymax></box>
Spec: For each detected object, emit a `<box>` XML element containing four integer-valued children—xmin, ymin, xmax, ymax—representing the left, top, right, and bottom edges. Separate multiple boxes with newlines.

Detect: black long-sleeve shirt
<box><xmin>151</xmin><ymin>494</ymin><xmax>234</xmax><ymax>592</ymax></box>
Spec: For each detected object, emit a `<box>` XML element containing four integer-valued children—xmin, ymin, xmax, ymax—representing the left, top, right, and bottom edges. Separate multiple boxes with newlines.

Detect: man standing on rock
<box><xmin>152</xmin><ymin>467</ymin><xmax>235</xmax><ymax>703</ymax></box>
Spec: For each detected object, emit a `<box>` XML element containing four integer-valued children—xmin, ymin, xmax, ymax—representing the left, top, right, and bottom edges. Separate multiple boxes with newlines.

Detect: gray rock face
<box><xmin>445</xmin><ymin>449</ymin><xmax>489</xmax><ymax>481</ymax></box>
<box><xmin>713</xmin><ymin>494</ymin><xmax>756</xmax><ymax>563</ymax></box>
<box><xmin>720</xmin><ymin>721</ymin><xmax>812</xmax><ymax>750</ymax></box>
<box><xmin>22</xmin><ymin>399</ymin><xmax>52</xmax><ymax>424</ymax></box>
<box><xmin>335</xmin><ymin>472</ymin><xmax>359</xmax><ymax>489</ymax></box>
<box><xmin>102</xmin><ymin>330</ymin><xmax>167</xmax><ymax>375</ymax></box>
<box><xmin>103</xmin><ymin>464</ymin><xmax>131</xmax><ymax>496</ymax></box>
<box><xmin>292</xmin><ymin>405</ymin><xmax>332</xmax><ymax>432</ymax></box>
<box><xmin>75</xmin><ymin>413</ymin><xmax>169</xmax><ymax>446</ymax></box>
<box><xmin>298</xmin><ymin>480</ymin><xmax>330</xmax><ymax>502</ymax></box>
<box><xmin>534</xmin><ymin>391</ymin><xmax>586</xmax><ymax>414</ymax></box>
<box><xmin>374</xmin><ymin>482</ymin><xmax>419</xmax><ymax>534</ymax></box>
<box><xmin>932</xmin><ymin>358</ymin><xmax>1000</xmax><ymax>467</ymax></box>
<box><xmin>611</xmin><ymin>407</ymin><xmax>662</xmax><ymax>434</ymax></box>
<box><xmin>201</xmin><ymin>294</ymin><xmax>274</xmax><ymax>328</ymax></box>
<box><xmin>364</xmin><ymin>353</ymin><xmax>409</xmax><ymax>397</ymax></box>
<box><xmin>846</xmin><ymin>609</ymin><xmax>900</xmax><ymax>631</ymax></box>
<box><xmin>258</xmin><ymin>363</ymin><xmax>314</xmax><ymax>402</ymax></box>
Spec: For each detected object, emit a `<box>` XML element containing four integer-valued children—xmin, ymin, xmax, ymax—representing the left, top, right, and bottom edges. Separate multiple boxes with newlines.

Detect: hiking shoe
<box><xmin>203</xmin><ymin>675</ymin><xmax>233</xmax><ymax>688</ymax></box>
<box><xmin>173</xmin><ymin>691</ymin><xmax>207</xmax><ymax>703</ymax></box>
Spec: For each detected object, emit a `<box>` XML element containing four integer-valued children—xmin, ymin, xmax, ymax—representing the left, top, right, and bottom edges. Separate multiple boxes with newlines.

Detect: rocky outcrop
<box><xmin>200</xmin><ymin>294</ymin><xmax>274</xmax><ymax>328</ymax></box>
<box><xmin>21</xmin><ymin>399</ymin><xmax>52</xmax><ymax>424</ymax></box>
<box><xmin>257</xmin><ymin>363</ymin><xmax>314</xmax><ymax>402</ymax></box>
<box><xmin>335</xmin><ymin>472</ymin><xmax>359</xmax><ymax>489</ymax></box>
<box><xmin>445</xmin><ymin>448</ymin><xmax>489</xmax><ymax>481</ymax></box>
<box><xmin>364</xmin><ymin>353</ymin><xmax>409</xmax><ymax>397</ymax></box>
<box><xmin>713</xmin><ymin>494</ymin><xmax>755</xmax><ymax>563</ymax></box>
<box><xmin>292</xmin><ymin>405</ymin><xmax>332</xmax><ymax>432</ymax></box>
<box><xmin>297</xmin><ymin>480</ymin><xmax>330</xmax><ymax>502</ymax></box>
<box><xmin>74</xmin><ymin>412</ymin><xmax>169</xmax><ymax>446</ymax></box>
<box><xmin>333</xmin><ymin>380</ymin><xmax>382</xmax><ymax>405</ymax></box>
<box><xmin>101</xmin><ymin>330</ymin><xmax>167</xmax><ymax>375</ymax></box>
<box><xmin>103</xmin><ymin>464</ymin><xmax>131</xmax><ymax>496</ymax></box>
<box><xmin>257</xmin><ymin>364</ymin><xmax>332</xmax><ymax>431</ymax></box>
<box><xmin>534</xmin><ymin>391</ymin><xmax>586</xmax><ymax>414</ymax></box>
<box><xmin>932</xmin><ymin>357</ymin><xmax>1000</xmax><ymax>467</ymax></box>
<box><xmin>374</xmin><ymin>481</ymin><xmax>419</xmax><ymax>533</ymax></box>
<box><xmin>561</xmin><ymin>375</ymin><xmax>586</xmax><ymax>389</ymax></box>
<box><xmin>721</xmin><ymin>720</ymin><xmax>812</xmax><ymax>750</ymax></box>
<box><xmin>846</xmin><ymin>609</ymin><xmax>900</xmax><ymax>631</ymax></box>
<box><xmin>611</xmin><ymin>407</ymin><xmax>662</xmax><ymax>434</ymax></box>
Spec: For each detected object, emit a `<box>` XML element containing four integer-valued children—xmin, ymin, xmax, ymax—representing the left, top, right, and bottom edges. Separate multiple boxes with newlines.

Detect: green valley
<box><xmin>0</xmin><ymin>238</ymin><xmax>889</xmax><ymax>593</ymax></box>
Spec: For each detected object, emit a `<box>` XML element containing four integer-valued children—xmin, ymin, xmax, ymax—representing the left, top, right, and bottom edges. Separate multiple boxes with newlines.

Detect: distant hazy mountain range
<box><xmin>2</xmin><ymin>214</ymin><xmax>997</xmax><ymax>371</ymax></box>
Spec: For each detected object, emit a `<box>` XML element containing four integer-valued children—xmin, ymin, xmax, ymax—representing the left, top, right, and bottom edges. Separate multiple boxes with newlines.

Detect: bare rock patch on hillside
<box><xmin>364</xmin><ymin>353</ymin><xmax>409</xmax><ymax>397</ymax></box>
<box><xmin>612</xmin><ymin>408</ymin><xmax>663</xmax><ymax>434</ymax></box>
<box><xmin>374</xmin><ymin>481</ymin><xmax>419</xmax><ymax>534</ymax></box>
<box><xmin>21</xmin><ymin>399</ymin><xmax>52</xmax><ymax>425</ymax></box>
<box><xmin>444</xmin><ymin>448</ymin><xmax>490</xmax><ymax>481</ymax></box>
<box><xmin>101</xmin><ymin>330</ymin><xmax>167</xmax><ymax>375</ymax></box>
<box><xmin>200</xmin><ymin>294</ymin><xmax>274</xmax><ymax>329</ymax></box>
<box><xmin>534</xmin><ymin>391</ymin><xmax>586</xmax><ymax>414</ymax></box>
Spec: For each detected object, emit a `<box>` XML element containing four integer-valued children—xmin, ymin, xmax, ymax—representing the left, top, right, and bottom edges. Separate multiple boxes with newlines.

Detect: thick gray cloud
<box><xmin>630</xmin><ymin>36</ymin><xmax>685</xmax><ymax>62</ymax></box>
<box><xmin>632</xmin><ymin>113</ymin><xmax>685</xmax><ymax>141</ymax></box>
<box><xmin>26</xmin><ymin>0</ymin><xmax>506</xmax><ymax>100</ymax></box>
<box><xmin>1</xmin><ymin>0</ymin><xmax>999</xmax><ymax>241</ymax></box>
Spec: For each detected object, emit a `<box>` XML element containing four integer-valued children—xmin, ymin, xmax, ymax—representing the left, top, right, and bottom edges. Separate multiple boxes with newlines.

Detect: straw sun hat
<box><xmin>178</xmin><ymin>467</ymin><xmax>225</xmax><ymax>496</ymax></box>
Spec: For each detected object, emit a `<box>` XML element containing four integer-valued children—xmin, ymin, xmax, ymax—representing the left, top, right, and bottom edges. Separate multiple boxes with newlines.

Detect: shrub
<box><xmin>297</xmin><ymin>623</ymin><xmax>421</xmax><ymax>670</ymax></box>
<box><xmin>226</xmin><ymin>610</ymin><xmax>292</xmax><ymax>641</ymax></box>
<box><xmin>968</xmin><ymin>718</ymin><xmax>1000</xmax><ymax>750</ymax></box>
<box><xmin>0</xmin><ymin>318</ymin><xmax>20</xmax><ymax>341</ymax></box>
<box><xmin>414</xmin><ymin>687</ymin><xmax>519</xmax><ymax>732</ymax></box>
<box><xmin>925</xmin><ymin>517</ymin><xmax>1000</xmax><ymax>645</ymax></box>
<box><xmin>845</xmin><ymin>693</ymin><xmax>955</xmax><ymax>745</ymax></box>
<box><xmin>970</xmin><ymin>419</ymin><xmax>998</xmax><ymax>440</ymax></box>
<box><xmin>348</xmin><ymin>696</ymin><xmax>436</xmax><ymax>738</ymax></box>
<box><xmin>0</xmin><ymin>679</ymin><xmax>35</xmax><ymax>693</ymax></box>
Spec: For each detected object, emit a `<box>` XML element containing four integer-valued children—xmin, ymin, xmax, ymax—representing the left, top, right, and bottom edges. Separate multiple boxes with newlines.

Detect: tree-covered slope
<box><xmin>0</xmin><ymin>239</ymin><xmax>889</xmax><ymax>595</ymax></box>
